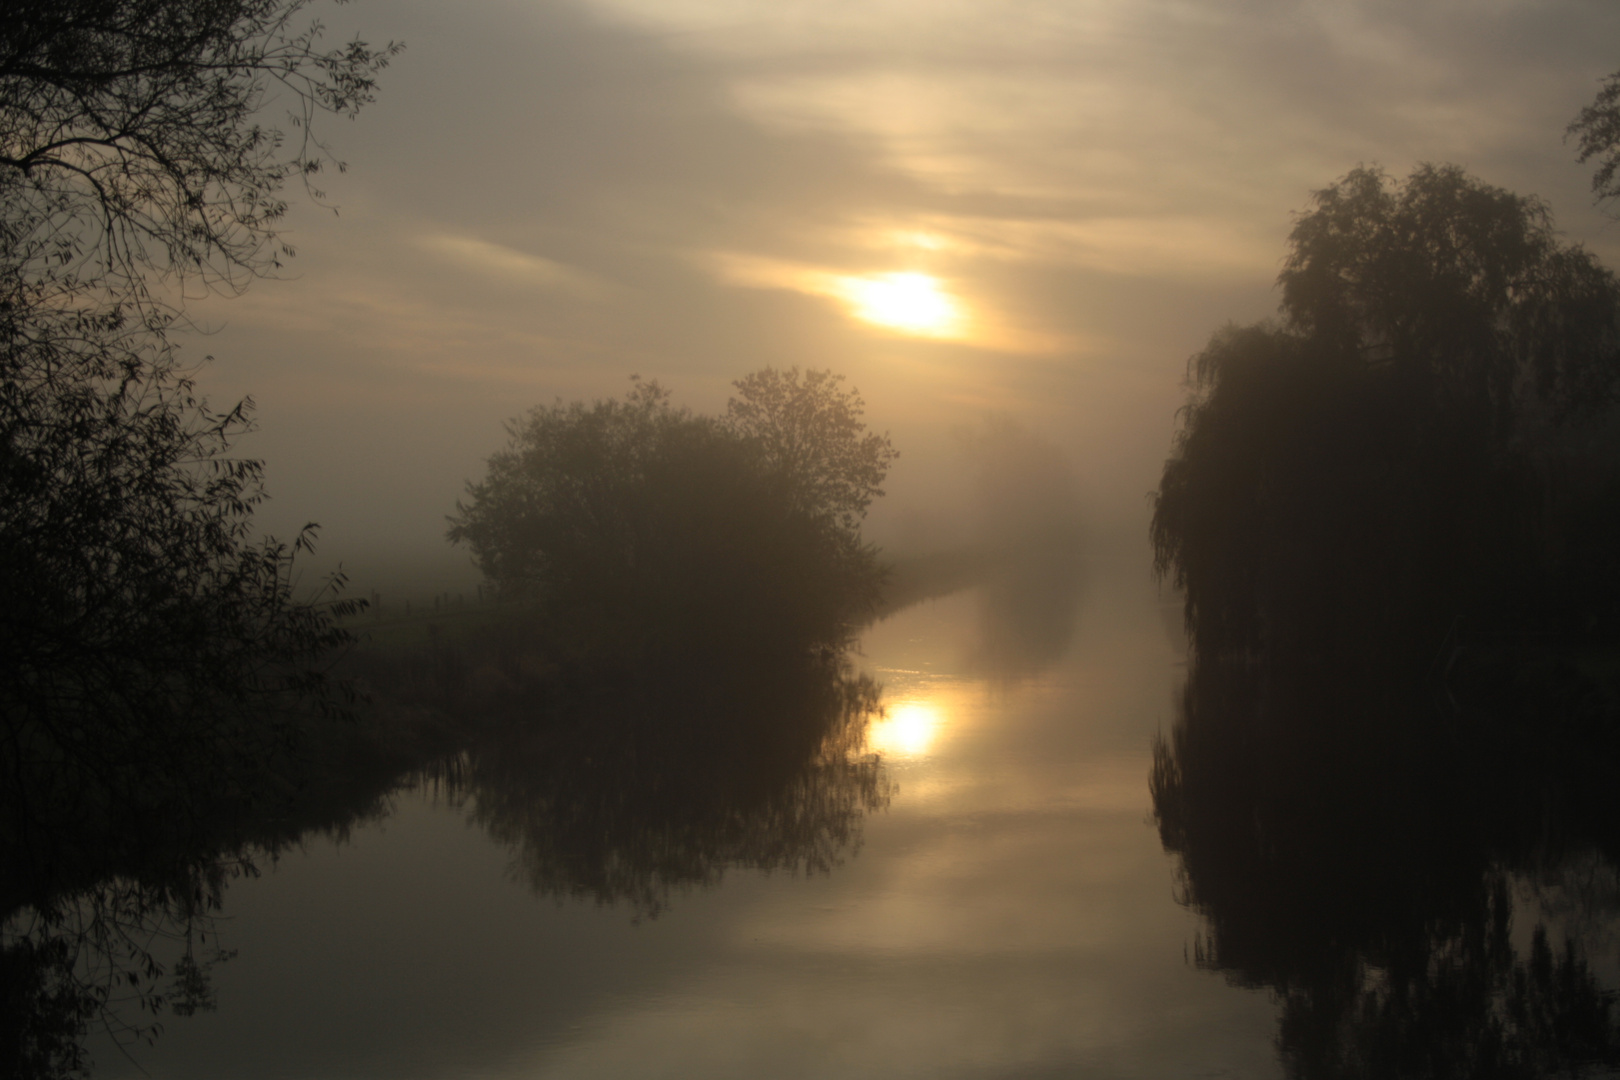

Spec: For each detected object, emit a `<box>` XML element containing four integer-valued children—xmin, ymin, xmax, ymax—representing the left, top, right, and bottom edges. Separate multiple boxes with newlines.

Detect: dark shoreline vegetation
<box><xmin>2</xmin><ymin>4</ymin><xmax>402</xmax><ymax>1074</ymax></box>
<box><xmin>1150</xmin><ymin>165</ymin><xmax>1620</xmax><ymax>1078</ymax></box>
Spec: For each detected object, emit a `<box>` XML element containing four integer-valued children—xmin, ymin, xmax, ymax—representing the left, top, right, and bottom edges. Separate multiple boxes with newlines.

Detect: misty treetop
<box><xmin>725</xmin><ymin>367</ymin><xmax>898</xmax><ymax>533</ymax></box>
<box><xmin>1153</xmin><ymin>164</ymin><xmax>1620</xmax><ymax>663</ymax></box>
<box><xmin>449</xmin><ymin>369</ymin><xmax>895</xmax><ymax>661</ymax></box>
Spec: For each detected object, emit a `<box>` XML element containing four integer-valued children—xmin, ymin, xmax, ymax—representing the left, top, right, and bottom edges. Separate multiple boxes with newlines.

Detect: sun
<box><xmin>842</xmin><ymin>272</ymin><xmax>960</xmax><ymax>336</ymax></box>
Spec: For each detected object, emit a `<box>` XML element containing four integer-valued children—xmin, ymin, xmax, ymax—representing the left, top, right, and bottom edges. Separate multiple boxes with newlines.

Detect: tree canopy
<box><xmin>1153</xmin><ymin>165</ymin><xmax>1620</xmax><ymax>661</ymax></box>
<box><xmin>0</xmin><ymin>0</ymin><xmax>399</xmax><ymax>306</ymax></box>
<box><xmin>1276</xmin><ymin>164</ymin><xmax>1620</xmax><ymax>430</ymax></box>
<box><xmin>449</xmin><ymin>373</ymin><xmax>894</xmax><ymax>661</ymax></box>
<box><xmin>723</xmin><ymin>367</ymin><xmax>898</xmax><ymax>533</ymax></box>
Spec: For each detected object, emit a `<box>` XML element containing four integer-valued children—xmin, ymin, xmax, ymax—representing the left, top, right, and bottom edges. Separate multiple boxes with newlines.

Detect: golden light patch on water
<box><xmin>867</xmin><ymin>698</ymin><xmax>946</xmax><ymax>759</ymax></box>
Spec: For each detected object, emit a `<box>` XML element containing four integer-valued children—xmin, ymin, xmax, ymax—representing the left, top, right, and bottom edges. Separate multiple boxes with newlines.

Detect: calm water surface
<box><xmin>91</xmin><ymin>570</ymin><xmax>1285</xmax><ymax>1078</ymax></box>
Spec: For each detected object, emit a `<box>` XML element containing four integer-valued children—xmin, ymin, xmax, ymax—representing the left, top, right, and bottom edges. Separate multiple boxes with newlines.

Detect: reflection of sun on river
<box><xmin>867</xmin><ymin>699</ymin><xmax>945</xmax><ymax>759</ymax></box>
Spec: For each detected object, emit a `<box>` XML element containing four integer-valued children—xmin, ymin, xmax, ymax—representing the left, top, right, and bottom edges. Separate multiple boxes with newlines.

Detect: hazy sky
<box><xmin>184</xmin><ymin>0</ymin><xmax>1620</xmax><ymax>596</ymax></box>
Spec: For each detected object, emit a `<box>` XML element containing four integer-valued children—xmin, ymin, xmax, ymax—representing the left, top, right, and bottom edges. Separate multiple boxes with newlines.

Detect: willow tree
<box><xmin>1152</xmin><ymin>165</ymin><xmax>1620</xmax><ymax>662</ymax></box>
<box><xmin>1571</xmin><ymin>66</ymin><xmax>1620</xmax><ymax>205</ymax></box>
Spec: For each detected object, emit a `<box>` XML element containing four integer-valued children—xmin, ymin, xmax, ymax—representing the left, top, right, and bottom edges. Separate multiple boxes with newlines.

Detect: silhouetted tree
<box><xmin>723</xmin><ymin>367</ymin><xmax>898</xmax><ymax>533</ymax></box>
<box><xmin>1570</xmin><ymin>67</ymin><xmax>1620</xmax><ymax>205</ymax></box>
<box><xmin>0</xmin><ymin>345</ymin><xmax>363</xmax><ymax>850</ymax></box>
<box><xmin>1153</xmin><ymin>165</ymin><xmax>1620</xmax><ymax>662</ymax></box>
<box><xmin>1277</xmin><ymin>165</ymin><xmax>1620</xmax><ymax>430</ymax></box>
<box><xmin>1150</xmin><ymin>162</ymin><xmax>1620</xmax><ymax>1080</ymax></box>
<box><xmin>0</xmin><ymin>0</ymin><xmax>394</xmax><ymax>903</ymax></box>
<box><xmin>0</xmin><ymin>0</ymin><xmax>399</xmax><ymax>308</ymax></box>
<box><xmin>448</xmin><ymin>375</ymin><xmax>892</xmax><ymax>662</ymax></box>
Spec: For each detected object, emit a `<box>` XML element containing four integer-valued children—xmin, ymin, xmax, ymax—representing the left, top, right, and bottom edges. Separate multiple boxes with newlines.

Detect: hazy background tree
<box><xmin>723</xmin><ymin>367</ymin><xmax>898</xmax><ymax>533</ymax></box>
<box><xmin>448</xmin><ymin>371</ymin><xmax>894</xmax><ymax>663</ymax></box>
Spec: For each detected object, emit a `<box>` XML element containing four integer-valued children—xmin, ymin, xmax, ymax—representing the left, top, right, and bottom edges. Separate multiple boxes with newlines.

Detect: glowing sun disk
<box><xmin>844</xmin><ymin>272</ymin><xmax>959</xmax><ymax>336</ymax></box>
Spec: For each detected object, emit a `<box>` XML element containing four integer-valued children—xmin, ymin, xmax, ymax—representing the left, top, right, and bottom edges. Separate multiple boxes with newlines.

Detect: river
<box><xmin>65</xmin><ymin>561</ymin><xmax>1303</xmax><ymax>1079</ymax></box>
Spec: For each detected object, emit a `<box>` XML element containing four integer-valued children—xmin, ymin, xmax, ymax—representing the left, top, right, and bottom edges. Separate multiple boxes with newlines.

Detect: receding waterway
<box><xmin>51</xmin><ymin>562</ymin><xmax>1274</xmax><ymax>1078</ymax></box>
<box><xmin>28</xmin><ymin>553</ymin><xmax>1620</xmax><ymax>1078</ymax></box>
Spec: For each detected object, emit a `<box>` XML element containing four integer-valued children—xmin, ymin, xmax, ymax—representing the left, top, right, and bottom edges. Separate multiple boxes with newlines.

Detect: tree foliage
<box><xmin>1153</xmin><ymin>165</ymin><xmax>1620</xmax><ymax>661</ymax></box>
<box><xmin>1570</xmin><ymin>67</ymin><xmax>1620</xmax><ymax>205</ymax></box>
<box><xmin>449</xmin><ymin>374</ymin><xmax>894</xmax><ymax>661</ymax></box>
<box><xmin>1276</xmin><ymin>165</ymin><xmax>1620</xmax><ymax>430</ymax></box>
<box><xmin>724</xmin><ymin>367</ymin><xmax>898</xmax><ymax>533</ymax></box>
<box><xmin>0</xmin><ymin>1</ymin><xmax>394</xmax><ymax>846</ymax></box>
<box><xmin>0</xmin><ymin>0</ymin><xmax>399</xmax><ymax>306</ymax></box>
<box><xmin>0</xmin><ymin>337</ymin><xmax>359</xmax><ymax>840</ymax></box>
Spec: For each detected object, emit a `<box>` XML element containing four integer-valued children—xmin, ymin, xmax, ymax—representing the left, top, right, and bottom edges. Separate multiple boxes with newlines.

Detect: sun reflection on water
<box><xmin>867</xmin><ymin>699</ymin><xmax>945</xmax><ymax>759</ymax></box>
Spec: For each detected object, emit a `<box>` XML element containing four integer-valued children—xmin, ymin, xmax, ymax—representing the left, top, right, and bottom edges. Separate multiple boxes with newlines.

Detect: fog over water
<box><xmin>79</xmin><ymin>573</ymin><xmax>1257</xmax><ymax>1080</ymax></box>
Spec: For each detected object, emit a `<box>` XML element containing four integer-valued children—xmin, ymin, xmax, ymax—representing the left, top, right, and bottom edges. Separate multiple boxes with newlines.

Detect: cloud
<box><xmin>412</xmin><ymin>234</ymin><xmax>610</xmax><ymax>296</ymax></box>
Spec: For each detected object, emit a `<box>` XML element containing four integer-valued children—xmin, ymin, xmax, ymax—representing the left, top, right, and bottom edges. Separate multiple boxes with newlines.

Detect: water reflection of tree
<box><xmin>4</xmin><ymin>865</ymin><xmax>244</xmax><ymax>1078</ymax></box>
<box><xmin>3</xmin><ymin>646</ymin><xmax>891</xmax><ymax>1072</ymax></box>
<box><xmin>425</xmin><ymin>653</ymin><xmax>891</xmax><ymax>917</ymax></box>
<box><xmin>1153</xmin><ymin>649</ymin><xmax>1620</xmax><ymax>1078</ymax></box>
<box><xmin>2</xmin><ymin>741</ymin><xmax>404</xmax><ymax>1078</ymax></box>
